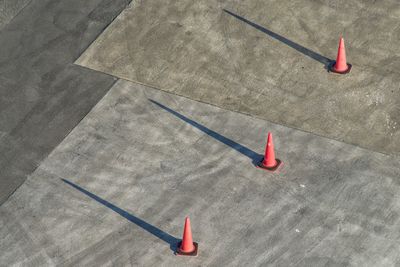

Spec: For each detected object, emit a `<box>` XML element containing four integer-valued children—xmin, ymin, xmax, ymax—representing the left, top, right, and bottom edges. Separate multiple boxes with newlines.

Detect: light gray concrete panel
<box><xmin>1</xmin><ymin>80</ymin><xmax>399</xmax><ymax>266</ymax></box>
<box><xmin>76</xmin><ymin>0</ymin><xmax>400</xmax><ymax>155</ymax></box>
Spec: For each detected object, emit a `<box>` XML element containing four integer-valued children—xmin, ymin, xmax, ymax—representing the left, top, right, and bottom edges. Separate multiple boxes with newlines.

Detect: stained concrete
<box><xmin>76</xmin><ymin>0</ymin><xmax>400</xmax><ymax>155</ymax></box>
<box><xmin>0</xmin><ymin>0</ymin><xmax>31</xmax><ymax>30</ymax></box>
<box><xmin>0</xmin><ymin>0</ymin><xmax>131</xmax><ymax>204</ymax></box>
<box><xmin>1</xmin><ymin>79</ymin><xmax>399</xmax><ymax>266</ymax></box>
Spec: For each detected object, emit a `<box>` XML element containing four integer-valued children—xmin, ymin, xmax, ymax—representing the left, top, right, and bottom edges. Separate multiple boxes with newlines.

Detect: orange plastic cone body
<box><xmin>333</xmin><ymin>37</ymin><xmax>348</xmax><ymax>72</ymax></box>
<box><xmin>262</xmin><ymin>132</ymin><xmax>277</xmax><ymax>168</ymax></box>
<box><xmin>180</xmin><ymin>217</ymin><xmax>195</xmax><ymax>253</ymax></box>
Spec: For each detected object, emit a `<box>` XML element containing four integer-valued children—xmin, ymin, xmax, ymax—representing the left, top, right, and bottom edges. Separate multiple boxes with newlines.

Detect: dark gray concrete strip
<box><xmin>1</xmin><ymin>80</ymin><xmax>399</xmax><ymax>265</ymax></box>
<box><xmin>0</xmin><ymin>0</ymin><xmax>131</xmax><ymax>204</ymax></box>
<box><xmin>76</xmin><ymin>0</ymin><xmax>400</xmax><ymax>155</ymax></box>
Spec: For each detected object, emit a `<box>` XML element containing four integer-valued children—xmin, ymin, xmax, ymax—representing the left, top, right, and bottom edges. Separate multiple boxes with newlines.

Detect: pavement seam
<box><xmin>0</xmin><ymin>0</ymin><xmax>33</xmax><ymax>32</ymax></box>
<box><xmin>70</xmin><ymin>65</ymin><xmax>398</xmax><ymax>159</ymax></box>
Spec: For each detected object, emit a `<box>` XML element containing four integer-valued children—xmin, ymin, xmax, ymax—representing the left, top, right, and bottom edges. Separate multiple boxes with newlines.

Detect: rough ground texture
<box><xmin>0</xmin><ymin>0</ymin><xmax>131</xmax><ymax>204</ymax></box>
<box><xmin>77</xmin><ymin>0</ymin><xmax>400</xmax><ymax>155</ymax></box>
<box><xmin>1</xmin><ymin>80</ymin><xmax>399</xmax><ymax>266</ymax></box>
<box><xmin>0</xmin><ymin>0</ymin><xmax>31</xmax><ymax>30</ymax></box>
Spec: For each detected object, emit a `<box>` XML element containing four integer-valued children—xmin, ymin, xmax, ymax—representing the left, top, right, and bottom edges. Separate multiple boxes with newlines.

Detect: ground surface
<box><xmin>1</xmin><ymin>0</ymin><xmax>400</xmax><ymax>266</ymax></box>
<box><xmin>1</xmin><ymin>80</ymin><xmax>400</xmax><ymax>266</ymax></box>
<box><xmin>0</xmin><ymin>0</ymin><xmax>131</xmax><ymax>204</ymax></box>
<box><xmin>0</xmin><ymin>0</ymin><xmax>31</xmax><ymax>30</ymax></box>
<box><xmin>77</xmin><ymin>0</ymin><xmax>400</xmax><ymax>155</ymax></box>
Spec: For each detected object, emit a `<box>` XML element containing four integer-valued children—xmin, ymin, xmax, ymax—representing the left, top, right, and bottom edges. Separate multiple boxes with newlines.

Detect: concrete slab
<box><xmin>1</xmin><ymin>79</ymin><xmax>399</xmax><ymax>266</ymax></box>
<box><xmin>76</xmin><ymin>0</ymin><xmax>400</xmax><ymax>155</ymax></box>
<box><xmin>0</xmin><ymin>0</ymin><xmax>131</xmax><ymax>204</ymax></box>
<box><xmin>0</xmin><ymin>0</ymin><xmax>31</xmax><ymax>30</ymax></box>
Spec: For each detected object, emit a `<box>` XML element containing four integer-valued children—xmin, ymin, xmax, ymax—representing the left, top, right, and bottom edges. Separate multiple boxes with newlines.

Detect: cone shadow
<box><xmin>223</xmin><ymin>9</ymin><xmax>332</xmax><ymax>68</ymax></box>
<box><xmin>149</xmin><ymin>99</ymin><xmax>263</xmax><ymax>166</ymax></box>
<box><xmin>61</xmin><ymin>179</ymin><xmax>179</xmax><ymax>252</ymax></box>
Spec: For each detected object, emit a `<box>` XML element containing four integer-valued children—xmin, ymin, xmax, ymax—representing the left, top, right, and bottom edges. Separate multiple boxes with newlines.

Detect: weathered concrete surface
<box><xmin>0</xmin><ymin>0</ymin><xmax>131</xmax><ymax>204</ymax></box>
<box><xmin>77</xmin><ymin>0</ymin><xmax>400</xmax><ymax>155</ymax></box>
<box><xmin>1</xmin><ymin>79</ymin><xmax>399</xmax><ymax>266</ymax></box>
<box><xmin>0</xmin><ymin>0</ymin><xmax>31</xmax><ymax>30</ymax></box>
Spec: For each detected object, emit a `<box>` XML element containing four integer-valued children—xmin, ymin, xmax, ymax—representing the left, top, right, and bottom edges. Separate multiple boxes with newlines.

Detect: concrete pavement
<box><xmin>1</xmin><ymin>1</ymin><xmax>400</xmax><ymax>265</ymax></box>
<box><xmin>0</xmin><ymin>0</ymin><xmax>31</xmax><ymax>30</ymax></box>
<box><xmin>0</xmin><ymin>0</ymin><xmax>131</xmax><ymax>204</ymax></box>
<box><xmin>77</xmin><ymin>0</ymin><xmax>400</xmax><ymax>155</ymax></box>
<box><xmin>1</xmin><ymin>80</ymin><xmax>399</xmax><ymax>266</ymax></box>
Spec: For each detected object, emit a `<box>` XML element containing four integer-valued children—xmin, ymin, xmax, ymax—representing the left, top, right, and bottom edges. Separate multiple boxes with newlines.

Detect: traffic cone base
<box><xmin>329</xmin><ymin>62</ymin><xmax>352</xmax><ymax>74</ymax></box>
<box><xmin>257</xmin><ymin>158</ymin><xmax>282</xmax><ymax>172</ymax></box>
<box><xmin>176</xmin><ymin>242</ymin><xmax>198</xmax><ymax>256</ymax></box>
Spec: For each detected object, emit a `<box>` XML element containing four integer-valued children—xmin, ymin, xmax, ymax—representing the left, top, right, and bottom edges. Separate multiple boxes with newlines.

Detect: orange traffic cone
<box><xmin>257</xmin><ymin>132</ymin><xmax>282</xmax><ymax>172</ymax></box>
<box><xmin>330</xmin><ymin>37</ymin><xmax>351</xmax><ymax>74</ymax></box>
<box><xmin>176</xmin><ymin>217</ymin><xmax>198</xmax><ymax>256</ymax></box>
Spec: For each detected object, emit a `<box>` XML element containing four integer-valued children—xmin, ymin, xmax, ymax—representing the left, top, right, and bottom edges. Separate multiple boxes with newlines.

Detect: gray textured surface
<box><xmin>0</xmin><ymin>0</ymin><xmax>131</xmax><ymax>204</ymax></box>
<box><xmin>1</xmin><ymin>79</ymin><xmax>399</xmax><ymax>266</ymax></box>
<box><xmin>77</xmin><ymin>0</ymin><xmax>400</xmax><ymax>155</ymax></box>
<box><xmin>0</xmin><ymin>0</ymin><xmax>31</xmax><ymax>30</ymax></box>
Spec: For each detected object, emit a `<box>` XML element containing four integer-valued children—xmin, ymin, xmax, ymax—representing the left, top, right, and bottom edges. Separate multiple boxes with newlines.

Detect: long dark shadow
<box><xmin>149</xmin><ymin>99</ymin><xmax>263</xmax><ymax>165</ymax></box>
<box><xmin>223</xmin><ymin>9</ymin><xmax>332</xmax><ymax>66</ymax></box>
<box><xmin>61</xmin><ymin>178</ymin><xmax>179</xmax><ymax>251</ymax></box>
